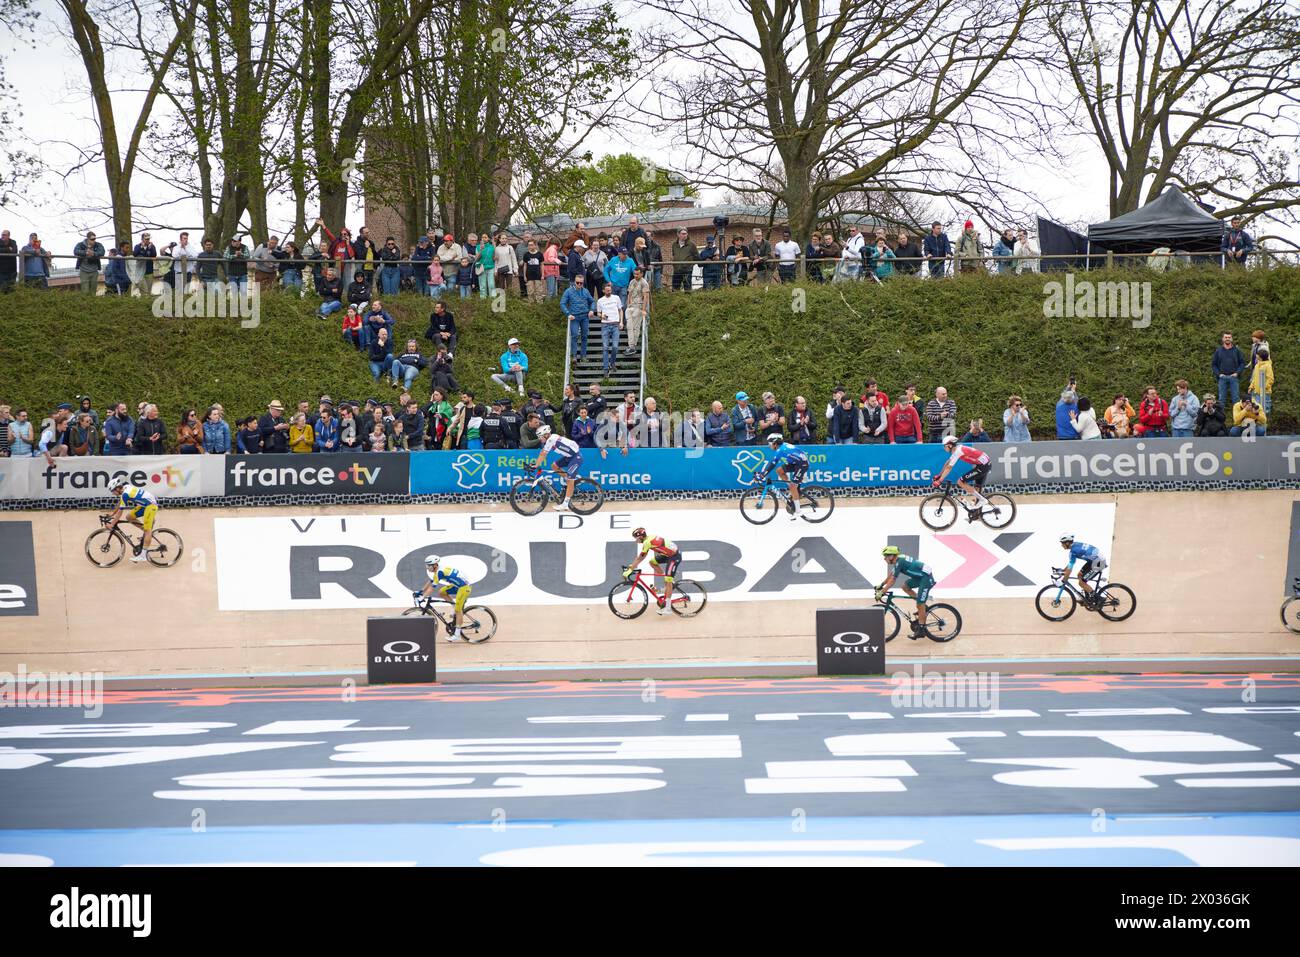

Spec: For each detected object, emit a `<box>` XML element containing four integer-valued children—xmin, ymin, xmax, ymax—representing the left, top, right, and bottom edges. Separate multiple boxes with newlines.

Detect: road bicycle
<box><xmin>1035</xmin><ymin>567</ymin><xmax>1137</xmax><ymax>622</ymax></box>
<box><xmin>85</xmin><ymin>515</ymin><xmax>184</xmax><ymax>568</ymax></box>
<box><xmin>509</xmin><ymin>465</ymin><xmax>604</xmax><ymax>516</ymax></box>
<box><xmin>876</xmin><ymin>589</ymin><xmax>962</xmax><ymax>642</ymax></box>
<box><xmin>402</xmin><ymin>595</ymin><xmax>498</xmax><ymax>643</ymax></box>
<box><xmin>1281</xmin><ymin>577</ymin><xmax>1300</xmax><ymax>634</ymax></box>
<box><xmin>608</xmin><ymin>564</ymin><xmax>707</xmax><ymax>618</ymax></box>
<box><xmin>919</xmin><ymin>480</ymin><xmax>1017</xmax><ymax>531</ymax></box>
<box><xmin>739</xmin><ymin>471</ymin><xmax>834</xmax><ymax>525</ymax></box>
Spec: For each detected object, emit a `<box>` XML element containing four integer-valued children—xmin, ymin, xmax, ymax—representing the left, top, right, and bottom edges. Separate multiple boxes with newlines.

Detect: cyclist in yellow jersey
<box><xmin>413</xmin><ymin>554</ymin><xmax>480</xmax><ymax>642</ymax></box>
<box><xmin>625</xmin><ymin>527</ymin><xmax>681</xmax><ymax>616</ymax></box>
<box><xmin>107</xmin><ymin>476</ymin><xmax>160</xmax><ymax>562</ymax></box>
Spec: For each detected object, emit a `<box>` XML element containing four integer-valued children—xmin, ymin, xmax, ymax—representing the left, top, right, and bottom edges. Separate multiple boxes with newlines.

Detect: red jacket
<box><xmin>887</xmin><ymin>403</ymin><xmax>923</xmax><ymax>442</ymax></box>
<box><xmin>1138</xmin><ymin>397</ymin><xmax>1169</xmax><ymax>429</ymax></box>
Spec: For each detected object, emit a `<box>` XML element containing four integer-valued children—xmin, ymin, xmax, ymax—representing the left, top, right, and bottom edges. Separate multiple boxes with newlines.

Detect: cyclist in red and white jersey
<box><xmin>531</xmin><ymin>424</ymin><xmax>584</xmax><ymax>511</ymax></box>
<box><xmin>932</xmin><ymin>434</ymin><xmax>991</xmax><ymax>506</ymax></box>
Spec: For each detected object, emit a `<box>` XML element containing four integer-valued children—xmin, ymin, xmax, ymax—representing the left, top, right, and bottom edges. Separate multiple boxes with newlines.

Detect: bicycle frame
<box><xmin>1048</xmin><ymin>568</ymin><xmax>1102</xmax><ymax>603</ymax></box>
<box><xmin>877</xmin><ymin>590</ymin><xmax>923</xmax><ymax>622</ymax></box>
<box><xmin>750</xmin><ymin>473</ymin><xmax>797</xmax><ymax>506</ymax></box>
<box><xmin>626</xmin><ymin>565</ymin><xmax>674</xmax><ymax>602</ymax></box>
<box><xmin>521</xmin><ymin>468</ymin><xmax>563</xmax><ymax>500</ymax></box>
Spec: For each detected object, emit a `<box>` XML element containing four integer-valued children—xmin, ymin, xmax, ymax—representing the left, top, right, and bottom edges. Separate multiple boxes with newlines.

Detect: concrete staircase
<box><xmin>567</xmin><ymin>314</ymin><xmax>642</xmax><ymax>395</ymax></box>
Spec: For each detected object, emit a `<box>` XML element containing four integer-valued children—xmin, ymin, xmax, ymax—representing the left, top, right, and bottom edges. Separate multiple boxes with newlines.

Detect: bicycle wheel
<box><xmin>146</xmin><ymin>528</ymin><xmax>184</xmax><ymax>567</ymax></box>
<box><xmin>919</xmin><ymin>492</ymin><xmax>958</xmax><ymax>530</ymax></box>
<box><xmin>608</xmin><ymin>581</ymin><xmax>651</xmax><ymax>619</ymax></box>
<box><xmin>1282</xmin><ymin>596</ymin><xmax>1300</xmax><ymax>634</ymax></box>
<box><xmin>979</xmin><ymin>493</ymin><xmax>1017</xmax><ymax>530</ymax></box>
<box><xmin>669</xmin><ymin>580</ymin><xmax>707</xmax><ymax>617</ymax></box>
<box><xmin>568</xmin><ymin>478</ymin><xmax>604</xmax><ymax>515</ymax></box>
<box><xmin>799</xmin><ymin>485</ymin><xmax>834</xmax><ymax>523</ymax></box>
<box><xmin>461</xmin><ymin>605</ymin><xmax>498</xmax><ymax>643</ymax></box>
<box><xmin>881</xmin><ymin>604</ymin><xmax>902</xmax><ymax>642</ymax></box>
<box><xmin>1035</xmin><ymin>584</ymin><xmax>1077</xmax><ymax>621</ymax></box>
<box><xmin>739</xmin><ymin>487</ymin><xmax>778</xmax><ymax>525</ymax></box>
<box><xmin>85</xmin><ymin>528</ymin><xmax>126</xmax><ymax>568</ymax></box>
<box><xmin>1095</xmin><ymin>583</ymin><xmax>1137</xmax><ymax>622</ymax></box>
<box><xmin>925</xmin><ymin>603</ymin><xmax>963</xmax><ymax>642</ymax></box>
<box><xmin>509</xmin><ymin>478</ymin><xmax>548</xmax><ymax>516</ymax></box>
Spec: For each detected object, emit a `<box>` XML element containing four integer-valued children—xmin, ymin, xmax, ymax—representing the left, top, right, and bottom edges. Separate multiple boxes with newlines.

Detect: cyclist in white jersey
<box><xmin>531</xmin><ymin>423</ymin><xmax>584</xmax><ymax>511</ymax></box>
<box><xmin>932</xmin><ymin>434</ymin><xmax>992</xmax><ymax>507</ymax></box>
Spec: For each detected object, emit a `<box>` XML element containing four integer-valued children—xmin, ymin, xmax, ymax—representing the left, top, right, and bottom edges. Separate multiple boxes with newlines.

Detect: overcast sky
<box><xmin>0</xmin><ymin>2</ymin><xmax>1186</xmax><ymax>257</ymax></box>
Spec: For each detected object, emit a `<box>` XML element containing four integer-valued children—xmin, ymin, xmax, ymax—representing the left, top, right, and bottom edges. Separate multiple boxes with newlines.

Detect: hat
<box><xmin>573</xmin><ymin>239</ymin><xmax>587</xmax><ymax>249</ymax></box>
<box><xmin>56</xmin><ymin>402</ymin><xmax>73</xmax><ymax>411</ymax></box>
<box><xmin>964</xmin><ymin>220</ymin><xmax>974</xmax><ymax>230</ymax></box>
<box><xmin>319</xmin><ymin>395</ymin><xmax>334</xmax><ymax>406</ymax></box>
<box><xmin>268</xmin><ymin>399</ymin><xmax>284</xmax><ymax>411</ymax></box>
<box><xmin>507</xmin><ymin>337</ymin><xmax>520</xmax><ymax>346</ymax></box>
<box><xmin>618</xmin><ymin>246</ymin><xmax>629</xmax><ymax>254</ymax></box>
<box><xmin>365</xmin><ymin>397</ymin><xmax>379</xmax><ymax>407</ymax></box>
<box><xmin>528</xmin><ymin>390</ymin><xmax>542</xmax><ymax>399</ymax></box>
<box><xmin>491</xmin><ymin>398</ymin><xmax>506</xmax><ymax>407</ymax></box>
<box><xmin>735</xmin><ymin>391</ymin><xmax>749</xmax><ymax>402</ymax></box>
<box><xmin>444</xmin><ymin>233</ymin><xmax>453</xmax><ymax>241</ymax></box>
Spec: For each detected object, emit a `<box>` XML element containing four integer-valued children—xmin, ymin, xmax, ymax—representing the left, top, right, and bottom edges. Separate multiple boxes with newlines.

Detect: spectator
<box><xmin>1014</xmin><ymin>229</ymin><xmax>1040</xmax><ymax>273</ymax></box>
<box><xmin>561</xmin><ymin>273</ymin><xmax>595</xmax><ymax>362</ymax></box>
<box><xmin>494</xmin><ymin>231</ymin><xmax>517</xmax><ymax>297</ymax></box>
<box><xmin>250</xmin><ymin>235</ymin><xmax>279</xmax><ymax>290</ymax></box>
<box><xmin>367</xmin><ymin>328</ymin><xmax>397</xmax><ymax>382</ymax></box>
<box><xmin>342</xmin><ymin>305</ymin><xmax>364</xmax><ymax>350</ymax></box>
<box><xmin>788</xmin><ymin>395</ymin><xmax>817</xmax><ymax>444</ymax></box>
<box><xmin>748</xmin><ymin>227</ymin><xmax>773</xmax><ymax>283</ymax></box>
<box><xmin>960</xmin><ymin>418</ymin><xmax>992</xmax><ymax>443</ymax></box>
<box><xmin>1212</xmin><ymin>332</ymin><xmax>1246</xmax><ymax>408</ymax></box>
<box><xmin>492</xmin><ymin>337</ymin><xmax>529</xmax><ymax>395</ymax></box>
<box><xmin>376</xmin><ymin>237</ymin><xmax>401</xmax><ymax>295</ymax></box>
<box><xmin>362</xmin><ymin>300</ymin><xmax>394</xmax><ymax>345</ymax></box>
<box><xmin>135</xmin><ymin>404</ymin><xmax>167</xmax><ymax>454</ymax></box>
<box><xmin>520</xmin><ymin>239</ymin><xmax>544</xmax><ymax>302</ymax></box>
<box><xmin>224</xmin><ymin>237</ymin><xmax>249</xmax><ymax>290</ymax></box>
<box><xmin>258</xmin><ymin>400</ymin><xmax>290</xmax><ymax>453</ymax></box>
<box><xmin>833</xmin><ymin>239</ymin><xmax>861</xmax><ymax>283</ymax></box>
<box><xmin>1221</xmin><ymin>216</ymin><xmax>1253</xmax><ymax>266</ymax></box>
<box><xmin>1134</xmin><ymin>386</ymin><xmax>1170</xmax><ymax>437</ymax></box>
<box><xmin>842</xmin><ymin>224</ymin><xmax>865</xmax><ymax>269</ymax></box>
<box><xmin>318</xmin><ymin>267</ymin><xmax>343</xmax><ymax>317</ymax></box>
<box><xmin>423</xmin><ymin>301</ymin><xmax>457</xmax><ymax>355</ymax></box>
<box><xmin>524</xmin><ymin>390</ymin><xmax>556</xmax><ymax>431</ymax></box>
<box><xmin>645</xmin><ymin>230</ymin><xmax>664</xmax><ymax>292</ymax></box>
<box><xmin>309</xmin><ymin>405</ymin><xmax>337</xmax><ymax>453</ymax></box>
<box><xmin>235</xmin><ymin>416</ymin><xmax>262</xmax><ymax>453</ymax></box>
<box><xmin>868</xmin><ymin>237</ymin><xmax>896</xmax><ymax>280</ymax></box>
<box><xmin>434</xmin><ymin>235</ymin><xmax>461</xmax><ymax>291</ymax></box>
<box><xmin>860</xmin><ymin>378</ymin><xmax>890</xmax><ymax>408</ymax></box>
<box><xmin>1003</xmin><ymin>395</ymin><xmax>1031</xmax><ymax>442</ymax></box>
<box><xmin>699</xmin><ymin>235</ymin><xmax>723</xmax><ymax>289</ymax></box>
<box><xmin>400</xmin><ymin>400</ymin><xmax>425</xmax><ymax>451</ymax></box>
<box><xmin>333</xmin><ymin>405</ymin><xmax>356</xmax><ymax>450</ymax></box>
<box><xmin>604</xmin><ymin>247</ymin><xmax>637</xmax><ymax>305</ymax></box>
<box><xmin>520</xmin><ymin>411</ymin><xmax>543</xmax><ymax>449</ymax></box>
<box><xmin>197</xmin><ymin>238</ymin><xmax>225</xmax><ymax>291</ymax></box>
<box><xmin>705</xmin><ymin>400</ymin><xmax>733</xmax><ymax>446</ymax></box>
<box><xmin>543</xmin><ymin>240</ymin><xmax>562</xmax><ymax>298</ymax></box>
<box><xmin>169</xmin><ymin>232</ymin><xmax>196</xmax><ymax>287</ymax></box>
<box><xmin>0</xmin><ymin>404</ymin><xmax>13</xmax><ymax>456</ymax></box>
<box><xmin>476</xmin><ymin>231</ymin><xmax>496</xmax><ymax>298</ymax></box>
<box><xmin>991</xmin><ymin>229</ymin><xmax>1016</xmax><ymax>274</ymax></box>
<box><xmin>280</xmin><ymin>241</ymin><xmax>304</xmax><ymax>292</ymax></box>
<box><xmin>366</xmin><ymin>422</ymin><xmax>389</xmax><ymax>452</ymax></box>
<box><xmin>560</xmin><ymin>383</ymin><xmax>582</xmax><ymax>437</ymax></box>
<box><xmin>567</xmin><ymin>239</ymin><xmax>588</xmax><ymax>294</ymax></box>
<box><xmin>923</xmin><ymin>387</ymin><xmax>957</xmax><ymax>442</ymax></box>
<box><xmin>20</xmin><ymin>233</ymin><xmax>52</xmax><ymax>287</ymax></box>
<box><xmin>104</xmin><ymin>242</ymin><xmax>132</xmax><ymax>295</ymax></box>
<box><xmin>346</xmin><ymin>271</ymin><xmax>371</xmax><ymax>313</ymax></box>
<box><xmin>894</xmin><ymin>231</ymin><xmax>922</xmax><ymax>275</ymax></box>
<box><xmin>202</xmin><ymin>407</ymin><xmax>231</xmax><ymax>453</ymax></box>
<box><xmin>827</xmin><ymin>393</ymin><xmax>858</xmax><ymax>445</ymax></box>
<box><xmin>177</xmin><ymin>408</ymin><xmax>204</xmax><ymax>453</ymax></box>
<box><xmin>774</xmin><ymin>228</ymin><xmax>800</xmax><ymax>283</ymax></box>
<box><xmin>613</xmin><ymin>392</ymin><xmax>641</xmax><ymax>451</ymax></box>
<box><xmin>757</xmin><ymin>392</ymin><xmax>786</xmax><ymax>442</ymax></box>
<box><xmin>640</xmin><ymin>397</ymin><xmax>667</xmax><ymax>448</ymax></box>
<box><xmin>427</xmin><ymin>346</ymin><xmax>459</xmax><ymax>396</ymax></box>
<box><xmin>624</xmin><ymin>268</ymin><xmax>651</xmax><ymax>356</ymax></box>
<box><xmin>731</xmin><ymin>391</ymin><xmax>759</xmax><ymax>445</ymax></box>
<box><xmin>675</xmin><ymin>407</ymin><xmax>706</xmax><ymax>448</ymax></box>
<box><xmin>631</xmin><ymin>236</ymin><xmax>653</xmax><ymax>284</ymax></box>
<box><xmin>1250</xmin><ymin>329</ymin><xmax>1270</xmax><ymax>370</ymax></box>
<box><xmin>1231</xmin><ymin>396</ymin><xmax>1267</xmax><ymax>436</ymax></box>
<box><xmin>68</xmin><ymin>411</ymin><xmax>100</xmax><ymax>456</ymax></box>
<box><xmin>1168</xmin><ymin>380</ymin><xmax>1201</xmax><ymax>436</ymax></box>
<box><xmin>1249</xmin><ymin>348</ymin><xmax>1273</xmax><ymax>415</ymax></box>
<box><xmin>1074</xmin><ymin>398</ymin><xmax>1101</xmax><ymax>440</ymax></box>
<box><xmin>586</xmin><ymin>383</ymin><xmax>609</xmax><ymax>420</ymax></box>
<box><xmin>512</xmin><ymin>231</ymin><xmax>533</xmax><ymax>295</ymax></box>
<box><xmin>887</xmin><ymin>388</ymin><xmax>924</xmax><ymax>444</ymax></box>
<box><xmin>1104</xmin><ymin>393</ymin><xmax>1135</xmax><ymax>438</ymax></box>
<box><xmin>1055</xmin><ymin>388</ymin><xmax>1080</xmax><ymax>439</ymax></box>
<box><xmin>73</xmin><ymin>230</ymin><xmax>105</xmax><ymax>294</ymax></box>
<box><xmin>103</xmin><ymin>403</ymin><xmax>134</xmax><ymax>454</ymax></box>
<box><xmin>583</xmin><ymin>237</ymin><xmax>610</xmax><ymax>289</ymax></box>
<box><xmin>424</xmin><ymin>390</ymin><xmax>453</xmax><ymax>449</ymax></box>
<box><xmin>392</xmin><ymin>339</ymin><xmax>426</xmax><ymax>391</ymax></box>
<box><xmin>956</xmin><ymin>220</ymin><xmax>984</xmax><ymax>273</ymax></box>
<box><xmin>859</xmin><ymin>393</ymin><xmax>887</xmax><ymax>443</ymax></box>
<box><xmin>38</xmin><ymin>410</ymin><xmax>70</xmax><ymax>462</ymax></box>
<box><xmin>1195</xmin><ymin>394</ymin><xmax>1227</xmax><ymax>437</ymax></box>
<box><xmin>620</xmin><ymin>216</ymin><xmax>649</xmax><ymax>253</ymax></box>
<box><xmin>0</xmin><ymin>229</ymin><xmax>17</xmax><ymax>292</ymax></box>
<box><xmin>8</xmin><ymin>408</ymin><xmax>34</xmax><ymax>456</ymax></box>
<box><xmin>131</xmin><ymin>232</ymin><xmax>157</xmax><ymax>295</ymax></box>
<box><xmin>455</xmin><ymin>255</ymin><xmax>475</xmax><ymax>297</ymax></box>
<box><xmin>806</xmin><ymin>231</ymin><xmax>824</xmax><ymax>283</ymax></box>
<box><xmin>596</xmin><ymin>283</ymin><xmax>624</xmax><ymax>376</ymax></box>
<box><xmin>571</xmin><ymin>403</ymin><xmax>597</xmax><ymax>448</ymax></box>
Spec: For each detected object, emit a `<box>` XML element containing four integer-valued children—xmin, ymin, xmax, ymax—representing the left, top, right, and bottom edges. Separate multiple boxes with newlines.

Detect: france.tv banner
<box><xmin>408</xmin><ymin>445</ymin><xmax>948</xmax><ymax>494</ymax></box>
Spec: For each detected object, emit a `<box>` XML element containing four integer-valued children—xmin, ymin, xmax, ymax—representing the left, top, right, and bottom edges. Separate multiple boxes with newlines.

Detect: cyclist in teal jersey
<box><xmin>877</xmin><ymin>544</ymin><xmax>937</xmax><ymax>638</ymax></box>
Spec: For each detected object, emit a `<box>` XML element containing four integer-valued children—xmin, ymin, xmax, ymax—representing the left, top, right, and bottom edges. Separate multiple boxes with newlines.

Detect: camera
<box><xmin>712</xmin><ymin>215</ymin><xmax>730</xmax><ymax>231</ymax></box>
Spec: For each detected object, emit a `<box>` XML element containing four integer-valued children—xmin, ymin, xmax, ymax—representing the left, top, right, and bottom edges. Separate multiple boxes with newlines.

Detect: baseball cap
<box><xmin>444</xmin><ymin>233</ymin><xmax>453</xmax><ymax>241</ymax></box>
<box><xmin>735</xmin><ymin>391</ymin><xmax>749</xmax><ymax>401</ymax></box>
<box><xmin>573</xmin><ymin>239</ymin><xmax>587</xmax><ymax>249</ymax></box>
<box><xmin>507</xmin><ymin>337</ymin><xmax>520</xmax><ymax>345</ymax></box>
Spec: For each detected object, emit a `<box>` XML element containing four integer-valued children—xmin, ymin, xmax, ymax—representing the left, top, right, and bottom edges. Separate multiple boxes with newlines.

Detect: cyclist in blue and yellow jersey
<box><xmin>107</xmin><ymin>476</ymin><xmax>160</xmax><ymax>562</ymax></box>
<box><xmin>625</xmin><ymin>526</ymin><xmax>682</xmax><ymax>616</ymax></box>
<box><xmin>531</xmin><ymin>423</ymin><xmax>584</xmax><ymax>512</ymax></box>
<box><xmin>877</xmin><ymin>545</ymin><xmax>937</xmax><ymax>638</ymax></box>
<box><xmin>414</xmin><ymin>554</ymin><xmax>480</xmax><ymax>642</ymax></box>
<box><xmin>1058</xmin><ymin>534</ymin><xmax>1108</xmax><ymax>605</ymax></box>
<box><xmin>758</xmin><ymin>432</ymin><xmax>811</xmax><ymax>519</ymax></box>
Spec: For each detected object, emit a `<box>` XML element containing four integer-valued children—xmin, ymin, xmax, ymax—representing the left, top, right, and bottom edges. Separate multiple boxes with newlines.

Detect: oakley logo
<box><xmin>382</xmin><ymin>640</ymin><xmax>421</xmax><ymax>656</ymax></box>
<box><xmin>831</xmin><ymin>632</ymin><xmax>872</xmax><ymax>646</ymax></box>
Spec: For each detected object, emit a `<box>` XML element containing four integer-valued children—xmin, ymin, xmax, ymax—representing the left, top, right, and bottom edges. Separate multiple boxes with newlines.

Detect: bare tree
<box><xmin>1049</xmin><ymin>0</ymin><xmax>1300</xmax><ymax>224</ymax></box>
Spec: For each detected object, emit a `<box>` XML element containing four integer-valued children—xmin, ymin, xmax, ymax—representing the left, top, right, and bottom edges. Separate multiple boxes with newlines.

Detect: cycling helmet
<box><xmin>631</xmin><ymin>527</ymin><xmax>647</xmax><ymax>539</ymax></box>
<box><xmin>109</xmin><ymin>476</ymin><xmax>128</xmax><ymax>491</ymax></box>
<box><xmin>942</xmin><ymin>434</ymin><xmax>958</xmax><ymax>447</ymax></box>
<box><xmin>881</xmin><ymin>545</ymin><xmax>900</xmax><ymax>557</ymax></box>
<box><xmin>1058</xmin><ymin>534</ymin><xmax>1074</xmax><ymax>544</ymax></box>
<box><xmin>536</xmin><ymin>424</ymin><xmax>552</xmax><ymax>439</ymax></box>
<box><xmin>766</xmin><ymin>433</ymin><xmax>783</xmax><ymax>446</ymax></box>
<box><xmin>424</xmin><ymin>554</ymin><xmax>440</xmax><ymax>566</ymax></box>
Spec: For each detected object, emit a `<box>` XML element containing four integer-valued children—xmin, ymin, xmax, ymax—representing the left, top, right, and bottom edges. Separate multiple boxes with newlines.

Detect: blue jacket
<box><xmin>705</xmin><ymin>411</ymin><xmax>733</xmax><ymax>446</ymax></box>
<box><xmin>411</xmin><ymin>243</ymin><xmax>434</xmax><ymax>264</ymax></box>
<box><xmin>313</xmin><ymin>416</ymin><xmax>340</xmax><ymax>452</ymax></box>
<box><xmin>1221</xmin><ymin>228</ymin><xmax>1254</xmax><ymax>257</ymax></box>
<box><xmin>991</xmin><ymin>238</ymin><xmax>1015</xmax><ymax>273</ymax></box>
<box><xmin>499</xmin><ymin>348</ymin><xmax>529</xmax><ymax>374</ymax></box>
<box><xmin>104</xmin><ymin>255</ymin><xmax>129</xmax><ymax>285</ymax></box>
<box><xmin>570</xmin><ymin>416</ymin><xmax>597</xmax><ymax>448</ymax></box>
<box><xmin>103</xmin><ymin>414</ymin><xmax>134</xmax><ymax>455</ymax></box>
<box><xmin>1212</xmin><ymin>345</ymin><xmax>1245</xmax><ymax>378</ymax></box>
<box><xmin>73</xmin><ymin>240</ymin><xmax>105</xmax><ymax>273</ymax></box>
<box><xmin>1055</xmin><ymin>399</ymin><xmax>1079</xmax><ymax>439</ymax></box>
<box><xmin>456</xmin><ymin>264</ymin><xmax>476</xmax><ymax>286</ymax></box>
<box><xmin>604</xmin><ymin>256</ymin><xmax>637</xmax><ymax>288</ymax></box>
<box><xmin>560</xmin><ymin>285</ymin><xmax>595</xmax><ymax>320</ymax></box>
<box><xmin>730</xmin><ymin>404</ymin><xmax>758</xmax><ymax>444</ymax></box>
<box><xmin>565</xmin><ymin>249</ymin><xmax>584</xmax><ymax>281</ymax></box>
<box><xmin>202</xmin><ymin>419</ymin><xmax>231</xmax><ymax>453</ymax></box>
<box><xmin>923</xmin><ymin>233</ymin><xmax>952</xmax><ymax>259</ymax></box>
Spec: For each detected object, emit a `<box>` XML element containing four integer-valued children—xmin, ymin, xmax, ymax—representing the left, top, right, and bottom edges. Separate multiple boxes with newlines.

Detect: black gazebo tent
<box><xmin>1087</xmin><ymin>187</ymin><xmax>1224</xmax><ymax>255</ymax></box>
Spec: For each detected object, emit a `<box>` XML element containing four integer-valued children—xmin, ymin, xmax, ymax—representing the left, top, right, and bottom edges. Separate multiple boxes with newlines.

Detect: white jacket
<box><xmin>496</xmin><ymin>243</ymin><xmax>519</xmax><ymax>274</ymax></box>
<box><xmin>1014</xmin><ymin>237</ymin><xmax>1041</xmax><ymax>273</ymax></box>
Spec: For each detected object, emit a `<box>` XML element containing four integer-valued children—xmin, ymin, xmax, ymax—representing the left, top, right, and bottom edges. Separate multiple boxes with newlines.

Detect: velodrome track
<box><xmin>1</xmin><ymin>675</ymin><xmax>1299</xmax><ymax>866</ymax></box>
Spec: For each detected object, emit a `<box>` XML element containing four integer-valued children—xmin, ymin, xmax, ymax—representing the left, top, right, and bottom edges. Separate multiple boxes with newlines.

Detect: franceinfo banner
<box><xmin>212</xmin><ymin>502</ymin><xmax>1117</xmax><ymax>610</ymax></box>
<box><xmin>989</xmin><ymin>436</ymin><xmax>1300</xmax><ymax>486</ymax></box>
<box><xmin>0</xmin><ymin>455</ymin><xmax>225</xmax><ymax>501</ymax></box>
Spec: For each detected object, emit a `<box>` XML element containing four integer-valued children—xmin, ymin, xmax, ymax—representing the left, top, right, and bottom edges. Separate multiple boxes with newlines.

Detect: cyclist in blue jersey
<box><xmin>877</xmin><ymin>544</ymin><xmax>938</xmax><ymax>638</ymax></box>
<box><xmin>757</xmin><ymin>433</ymin><xmax>811</xmax><ymax>518</ymax></box>
<box><xmin>1058</xmin><ymin>534</ymin><xmax>1108</xmax><ymax>604</ymax></box>
<box><xmin>413</xmin><ymin>554</ymin><xmax>479</xmax><ymax>642</ymax></box>
<box><xmin>107</xmin><ymin>476</ymin><xmax>160</xmax><ymax>562</ymax></box>
<box><xmin>531</xmin><ymin>423</ymin><xmax>584</xmax><ymax>511</ymax></box>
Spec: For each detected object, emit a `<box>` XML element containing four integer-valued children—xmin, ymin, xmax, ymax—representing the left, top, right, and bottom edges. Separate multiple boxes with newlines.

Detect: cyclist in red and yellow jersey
<box><xmin>626</xmin><ymin>527</ymin><xmax>681</xmax><ymax>616</ymax></box>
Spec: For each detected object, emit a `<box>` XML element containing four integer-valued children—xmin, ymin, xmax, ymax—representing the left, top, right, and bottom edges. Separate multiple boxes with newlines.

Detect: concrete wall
<box><xmin>1</xmin><ymin>490</ymin><xmax>1295</xmax><ymax>678</ymax></box>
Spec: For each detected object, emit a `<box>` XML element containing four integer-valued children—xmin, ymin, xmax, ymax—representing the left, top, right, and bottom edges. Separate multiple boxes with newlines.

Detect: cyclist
<box><xmin>932</xmin><ymin>434</ymin><xmax>991</xmax><ymax>510</ymax></box>
<box><xmin>625</xmin><ymin>527</ymin><xmax>681</xmax><ymax>616</ymax></box>
<box><xmin>1059</xmin><ymin>534</ymin><xmax>1107</xmax><ymax>604</ymax></box>
<box><xmin>106</xmin><ymin>476</ymin><xmax>160</xmax><ymax>562</ymax></box>
<box><xmin>413</xmin><ymin>554</ymin><xmax>478</xmax><ymax>642</ymax></box>
<box><xmin>757</xmin><ymin>433</ymin><xmax>811</xmax><ymax>519</ymax></box>
<box><xmin>531</xmin><ymin>423</ymin><xmax>583</xmax><ymax>512</ymax></box>
<box><xmin>877</xmin><ymin>545</ymin><xmax>937</xmax><ymax>638</ymax></box>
